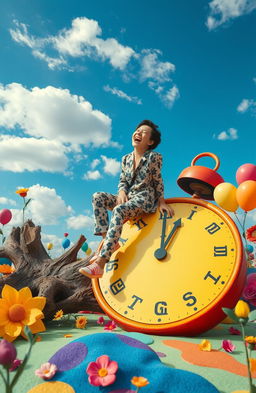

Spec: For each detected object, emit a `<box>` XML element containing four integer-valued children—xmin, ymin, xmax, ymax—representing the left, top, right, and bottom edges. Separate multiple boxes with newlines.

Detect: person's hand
<box><xmin>158</xmin><ymin>199</ymin><xmax>174</xmax><ymax>217</ymax></box>
<box><xmin>117</xmin><ymin>190</ymin><xmax>128</xmax><ymax>205</ymax></box>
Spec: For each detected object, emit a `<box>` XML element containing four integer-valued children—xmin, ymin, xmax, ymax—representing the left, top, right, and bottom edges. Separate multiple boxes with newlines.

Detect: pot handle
<box><xmin>191</xmin><ymin>152</ymin><xmax>220</xmax><ymax>172</ymax></box>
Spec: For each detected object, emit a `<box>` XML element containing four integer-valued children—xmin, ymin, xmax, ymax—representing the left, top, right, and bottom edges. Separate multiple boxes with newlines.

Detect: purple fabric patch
<box><xmin>156</xmin><ymin>351</ymin><xmax>167</xmax><ymax>358</ymax></box>
<box><xmin>49</xmin><ymin>342</ymin><xmax>88</xmax><ymax>371</ymax></box>
<box><xmin>117</xmin><ymin>334</ymin><xmax>152</xmax><ymax>351</ymax></box>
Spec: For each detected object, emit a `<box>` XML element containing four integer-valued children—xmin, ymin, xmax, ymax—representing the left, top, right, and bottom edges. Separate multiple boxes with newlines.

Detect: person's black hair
<box><xmin>135</xmin><ymin>119</ymin><xmax>161</xmax><ymax>150</ymax></box>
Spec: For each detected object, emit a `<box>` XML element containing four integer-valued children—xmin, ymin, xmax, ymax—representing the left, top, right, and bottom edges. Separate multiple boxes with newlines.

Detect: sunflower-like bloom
<box><xmin>131</xmin><ymin>376</ymin><xmax>149</xmax><ymax>387</ymax></box>
<box><xmin>75</xmin><ymin>316</ymin><xmax>87</xmax><ymax>329</ymax></box>
<box><xmin>0</xmin><ymin>285</ymin><xmax>46</xmax><ymax>342</ymax></box>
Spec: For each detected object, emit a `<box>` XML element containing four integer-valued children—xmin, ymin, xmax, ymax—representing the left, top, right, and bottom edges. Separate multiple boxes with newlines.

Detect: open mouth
<box><xmin>134</xmin><ymin>135</ymin><xmax>141</xmax><ymax>142</ymax></box>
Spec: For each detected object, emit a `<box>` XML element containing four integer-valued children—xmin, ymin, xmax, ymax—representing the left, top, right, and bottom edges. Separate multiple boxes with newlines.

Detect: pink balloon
<box><xmin>0</xmin><ymin>209</ymin><xmax>12</xmax><ymax>225</ymax></box>
<box><xmin>236</xmin><ymin>163</ymin><xmax>256</xmax><ymax>185</ymax></box>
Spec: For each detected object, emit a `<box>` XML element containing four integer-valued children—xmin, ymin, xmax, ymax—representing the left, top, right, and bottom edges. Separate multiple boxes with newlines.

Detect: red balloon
<box><xmin>64</xmin><ymin>232</ymin><xmax>69</xmax><ymax>237</ymax></box>
<box><xmin>0</xmin><ymin>209</ymin><xmax>12</xmax><ymax>225</ymax></box>
<box><xmin>236</xmin><ymin>163</ymin><xmax>256</xmax><ymax>185</ymax></box>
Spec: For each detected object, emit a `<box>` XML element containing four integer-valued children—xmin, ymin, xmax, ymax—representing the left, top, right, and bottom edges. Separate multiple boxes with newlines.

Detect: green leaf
<box><xmin>249</xmin><ymin>310</ymin><xmax>256</xmax><ymax>322</ymax></box>
<box><xmin>0</xmin><ymin>229</ymin><xmax>3</xmax><ymax>235</ymax></box>
<box><xmin>24</xmin><ymin>198</ymin><xmax>32</xmax><ymax>208</ymax></box>
<box><xmin>222</xmin><ymin>307</ymin><xmax>240</xmax><ymax>323</ymax></box>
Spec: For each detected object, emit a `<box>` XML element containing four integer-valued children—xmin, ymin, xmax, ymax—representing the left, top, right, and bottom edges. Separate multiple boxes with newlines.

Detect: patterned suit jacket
<box><xmin>118</xmin><ymin>150</ymin><xmax>164</xmax><ymax>213</ymax></box>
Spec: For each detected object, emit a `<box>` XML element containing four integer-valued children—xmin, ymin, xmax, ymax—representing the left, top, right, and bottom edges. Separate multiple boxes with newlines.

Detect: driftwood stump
<box><xmin>0</xmin><ymin>220</ymin><xmax>102</xmax><ymax>319</ymax></box>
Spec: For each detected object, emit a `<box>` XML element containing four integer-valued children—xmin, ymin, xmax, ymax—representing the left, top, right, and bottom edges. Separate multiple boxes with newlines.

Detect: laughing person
<box><xmin>79</xmin><ymin>119</ymin><xmax>174</xmax><ymax>278</ymax></box>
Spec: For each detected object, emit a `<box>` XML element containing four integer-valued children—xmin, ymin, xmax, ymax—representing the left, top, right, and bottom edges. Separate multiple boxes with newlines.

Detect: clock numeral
<box><xmin>154</xmin><ymin>301</ymin><xmax>168</xmax><ymax>315</ymax></box>
<box><xmin>183</xmin><ymin>292</ymin><xmax>197</xmax><ymax>308</ymax></box>
<box><xmin>110</xmin><ymin>278</ymin><xmax>125</xmax><ymax>295</ymax></box>
<box><xmin>214</xmin><ymin>246</ymin><xmax>228</xmax><ymax>257</ymax></box>
<box><xmin>205</xmin><ymin>222</ymin><xmax>221</xmax><ymax>234</ymax></box>
<box><xmin>187</xmin><ymin>210</ymin><xmax>197</xmax><ymax>220</ymax></box>
<box><xmin>204</xmin><ymin>270</ymin><xmax>221</xmax><ymax>285</ymax></box>
<box><xmin>106</xmin><ymin>259</ymin><xmax>119</xmax><ymax>272</ymax></box>
<box><xmin>119</xmin><ymin>237</ymin><xmax>128</xmax><ymax>246</ymax></box>
<box><xmin>133</xmin><ymin>218</ymin><xmax>147</xmax><ymax>231</ymax></box>
<box><xmin>128</xmin><ymin>295</ymin><xmax>143</xmax><ymax>310</ymax></box>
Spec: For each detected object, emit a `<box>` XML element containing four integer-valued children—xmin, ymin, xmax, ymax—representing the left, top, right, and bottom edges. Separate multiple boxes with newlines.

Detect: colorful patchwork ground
<box><xmin>1</xmin><ymin>315</ymin><xmax>256</xmax><ymax>393</ymax></box>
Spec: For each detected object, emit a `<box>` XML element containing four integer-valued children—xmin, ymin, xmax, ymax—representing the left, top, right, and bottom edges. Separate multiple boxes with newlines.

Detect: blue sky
<box><xmin>0</xmin><ymin>0</ymin><xmax>255</xmax><ymax>256</ymax></box>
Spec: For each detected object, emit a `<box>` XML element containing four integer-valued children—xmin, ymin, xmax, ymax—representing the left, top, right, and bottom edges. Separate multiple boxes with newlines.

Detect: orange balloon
<box><xmin>236</xmin><ymin>180</ymin><xmax>256</xmax><ymax>211</ymax></box>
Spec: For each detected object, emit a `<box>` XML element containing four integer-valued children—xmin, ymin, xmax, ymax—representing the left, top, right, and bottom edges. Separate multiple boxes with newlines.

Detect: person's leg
<box><xmin>92</xmin><ymin>192</ymin><xmax>117</xmax><ymax>236</ymax></box>
<box><xmin>80</xmin><ymin>198</ymin><xmax>145</xmax><ymax>278</ymax></box>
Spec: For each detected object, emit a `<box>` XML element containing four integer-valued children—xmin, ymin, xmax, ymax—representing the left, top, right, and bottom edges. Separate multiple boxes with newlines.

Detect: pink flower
<box><xmin>0</xmin><ymin>340</ymin><xmax>17</xmax><ymax>366</ymax></box>
<box><xmin>97</xmin><ymin>316</ymin><xmax>105</xmax><ymax>325</ymax></box>
<box><xmin>222</xmin><ymin>340</ymin><xmax>236</xmax><ymax>353</ymax></box>
<box><xmin>35</xmin><ymin>362</ymin><xmax>58</xmax><ymax>380</ymax></box>
<box><xmin>104</xmin><ymin>321</ymin><xmax>117</xmax><ymax>331</ymax></box>
<box><xmin>228</xmin><ymin>327</ymin><xmax>241</xmax><ymax>335</ymax></box>
<box><xmin>10</xmin><ymin>359</ymin><xmax>22</xmax><ymax>372</ymax></box>
<box><xmin>243</xmin><ymin>281</ymin><xmax>256</xmax><ymax>306</ymax></box>
<box><xmin>86</xmin><ymin>355</ymin><xmax>118</xmax><ymax>386</ymax></box>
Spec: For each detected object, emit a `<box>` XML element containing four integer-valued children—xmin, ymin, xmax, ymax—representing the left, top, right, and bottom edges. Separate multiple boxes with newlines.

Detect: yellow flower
<box><xmin>199</xmin><ymin>339</ymin><xmax>212</xmax><ymax>351</ymax></box>
<box><xmin>64</xmin><ymin>334</ymin><xmax>73</xmax><ymax>338</ymax></box>
<box><xmin>53</xmin><ymin>309</ymin><xmax>64</xmax><ymax>320</ymax></box>
<box><xmin>250</xmin><ymin>358</ymin><xmax>256</xmax><ymax>373</ymax></box>
<box><xmin>234</xmin><ymin>300</ymin><xmax>250</xmax><ymax>318</ymax></box>
<box><xmin>245</xmin><ymin>336</ymin><xmax>256</xmax><ymax>344</ymax></box>
<box><xmin>0</xmin><ymin>284</ymin><xmax>46</xmax><ymax>342</ymax></box>
<box><xmin>15</xmin><ymin>188</ymin><xmax>29</xmax><ymax>198</ymax></box>
<box><xmin>75</xmin><ymin>316</ymin><xmax>87</xmax><ymax>329</ymax></box>
<box><xmin>131</xmin><ymin>377</ymin><xmax>149</xmax><ymax>387</ymax></box>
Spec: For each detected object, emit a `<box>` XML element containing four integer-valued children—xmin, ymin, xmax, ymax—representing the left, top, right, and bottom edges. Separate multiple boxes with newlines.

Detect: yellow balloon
<box><xmin>86</xmin><ymin>247</ymin><xmax>92</xmax><ymax>256</ymax></box>
<box><xmin>47</xmin><ymin>242</ymin><xmax>53</xmax><ymax>250</ymax></box>
<box><xmin>213</xmin><ymin>182</ymin><xmax>238</xmax><ymax>212</ymax></box>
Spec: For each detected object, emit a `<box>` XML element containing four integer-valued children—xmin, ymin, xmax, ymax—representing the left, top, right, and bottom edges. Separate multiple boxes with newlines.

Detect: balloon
<box><xmin>86</xmin><ymin>247</ymin><xmax>92</xmax><ymax>256</ymax></box>
<box><xmin>236</xmin><ymin>180</ymin><xmax>256</xmax><ymax>211</ymax></box>
<box><xmin>0</xmin><ymin>209</ymin><xmax>12</xmax><ymax>225</ymax></box>
<box><xmin>62</xmin><ymin>238</ymin><xmax>70</xmax><ymax>249</ymax></box>
<box><xmin>81</xmin><ymin>242</ymin><xmax>88</xmax><ymax>252</ymax></box>
<box><xmin>64</xmin><ymin>232</ymin><xmax>69</xmax><ymax>237</ymax></box>
<box><xmin>213</xmin><ymin>182</ymin><xmax>238</xmax><ymax>212</ymax></box>
<box><xmin>236</xmin><ymin>163</ymin><xmax>256</xmax><ymax>184</ymax></box>
<box><xmin>47</xmin><ymin>243</ymin><xmax>53</xmax><ymax>250</ymax></box>
<box><xmin>246</xmin><ymin>244</ymin><xmax>254</xmax><ymax>253</ymax></box>
<box><xmin>0</xmin><ymin>258</ymin><xmax>12</xmax><ymax>266</ymax></box>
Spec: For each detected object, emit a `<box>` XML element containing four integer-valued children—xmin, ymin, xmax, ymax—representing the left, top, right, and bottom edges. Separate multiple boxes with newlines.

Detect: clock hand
<box><xmin>163</xmin><ymin>218</ymin><xmax>182</xmax><ymax>249</ymax></box>
<box><xmin>154</xmin><ymin>218</ymin><xmax>182</xmax><ymax>260</ymax></box>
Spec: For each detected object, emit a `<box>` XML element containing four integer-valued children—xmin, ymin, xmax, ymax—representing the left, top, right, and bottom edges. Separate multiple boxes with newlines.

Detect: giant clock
<box><xmin>92</xmin><ymin>197</ymin><xmax>246</xmax><ymax>336</ymax></box>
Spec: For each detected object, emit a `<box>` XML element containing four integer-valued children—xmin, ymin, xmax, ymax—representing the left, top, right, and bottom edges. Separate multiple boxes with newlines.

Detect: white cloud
<box><xmin>206</xmin><ymin>0</ymin><xmax>256</xmax><ymax>30</ymax></box>
<box><xmin>9</xmin><ymin>18</ymin><xmax>178</xmax><ymax>108</ymax></box>
<box><xmin>103</xmin><ymin>85</ymin><xmax>142</xmax><ymax>105</ymax></box>
<box><xmin>41</xmin><ymin>233</ymin><xmax>64</xmax><ymax>258</ymax></box>
<box><xmin>10</xmin><ymin>18</ymin><xmax>135</xmax><ymax>71</ymax></box>
<box><xmin>237</xmin><ymin>98</ymin><xmax>256</xmax><ymax>113</ymax></box>
<box><xmin>214</xmin><ymin>127</ymin><xmax>238</xmax><ymax>140</ymax></box>
<box><xmin>66</xmin><ymin>214</ymin><xmax>94</xmax><ymax>230</ymax></box>
<box><xmin>83</xmin><ymin>170</ymin><xmax>102</xmax><ymax>180</ymax></box>
<box><xmin>162</xmin><ymin>85</ymin><xmax>180</xmax><ymax>108</ymax></box>
<box><xmin>0</xmin><ymin>83</ymin><xmax>112</xmax><ymax>147</ymax></box>
<box><xmin>0</xmin><ymin>135</ymin><xmax>68</xmax><ymax>173</ymax></box>
<box><xmin>26</xmin><ymin>184</ymin><xmax>72</xmax><ymax>225</ymax></box>
<box><xmin>91</xmin><ymin>159</ymin><xmax>100</xmax><ymax>169</ymax></box>
<box><xmin>0</xmin><ymin>197</ymin><xmax>16</xmax><ymax>206</ymax></box>
<box><xmin>101</xmin><ymin>155</ymin><xmax>120</xmax><ymax>176</ymax></box>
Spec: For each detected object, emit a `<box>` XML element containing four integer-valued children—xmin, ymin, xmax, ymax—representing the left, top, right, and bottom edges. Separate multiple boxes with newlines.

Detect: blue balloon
<box><xmin>62</xmin><ymin>238</ymin><xmax>70</xmax><ymax>249</ymax></box>
<box><xmin>246</xmin><ymin>244</ymin><xmax>254</xmax><ymax>253</ymax></box>
<box><xmin>81</xmin><ymin>241</ymin><xmax>88</xmax><ymax>252</ymax></box>
<box><xmin>0</xmin><ymin>257</ymin><xmax>12</xmax><ymax>266</ymax></box>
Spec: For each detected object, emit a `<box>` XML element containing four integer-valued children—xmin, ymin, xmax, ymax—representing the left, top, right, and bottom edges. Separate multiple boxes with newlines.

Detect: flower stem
<box><xmin>241</xmin><ymin>322</ymin><xmax>254</xmax><ymax>393</ymax></box>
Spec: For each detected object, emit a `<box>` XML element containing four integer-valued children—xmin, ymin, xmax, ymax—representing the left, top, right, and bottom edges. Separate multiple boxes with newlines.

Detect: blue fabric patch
<box><xmin>41</xmin><ymin>333</ymin><xmax>219</xmax><ymax>393</ymax></box>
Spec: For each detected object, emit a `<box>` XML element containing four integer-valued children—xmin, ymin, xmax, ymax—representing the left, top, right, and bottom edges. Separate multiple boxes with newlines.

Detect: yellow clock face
<box><xmin>92</xmin><ymin>197</ymin><xmax>245</xmax><ymax>335</ymax></box>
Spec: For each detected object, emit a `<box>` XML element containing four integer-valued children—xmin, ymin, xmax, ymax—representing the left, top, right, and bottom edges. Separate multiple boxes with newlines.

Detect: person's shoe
<box><xmin>79</xmin><ymin>262</ymin><xmax>104</xmax><ymax>278</ymax></box>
